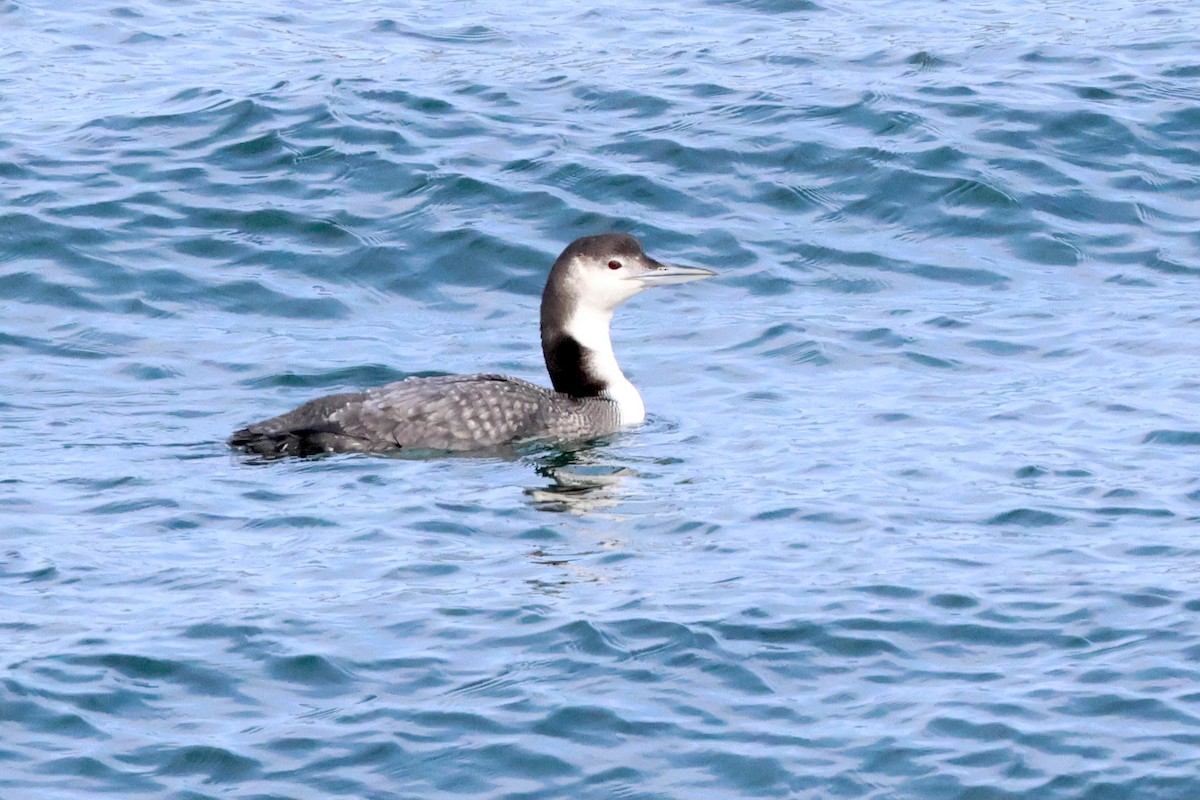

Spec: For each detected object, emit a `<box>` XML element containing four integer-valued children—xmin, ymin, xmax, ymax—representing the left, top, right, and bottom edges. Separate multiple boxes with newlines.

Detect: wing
<box><xmin>358</xmin><ymin>374</ymin><xmax>555</xmax><ymax>450</ymax></box>
<box><xmin>229</xmin><ymin>390</ymin><xmax>375</xmax><ymax>457</ymax></box>
<box><xmin>230</xmin><ymin>374</ymin><xmax>591</xmax><ymax>457</ymax></box>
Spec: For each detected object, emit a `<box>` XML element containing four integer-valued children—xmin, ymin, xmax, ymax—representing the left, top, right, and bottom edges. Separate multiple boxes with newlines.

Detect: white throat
<box><xmin>562</xmin><ymin>304</ymin><xmax>646</xmax><ymax>425</ymax></box>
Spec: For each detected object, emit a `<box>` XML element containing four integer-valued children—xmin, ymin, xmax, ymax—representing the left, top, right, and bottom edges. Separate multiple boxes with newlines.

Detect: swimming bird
<box><xmin>229</xmin><ymin>233</ymin><xmax>715</xmax><ymax>457</ymax></box>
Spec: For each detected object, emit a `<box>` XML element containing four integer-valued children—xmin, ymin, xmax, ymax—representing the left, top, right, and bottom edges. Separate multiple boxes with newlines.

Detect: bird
<box><xmin>229</xmin><ymin>232</ymin><xmax>715</xmax><ymax>457</ymax></box>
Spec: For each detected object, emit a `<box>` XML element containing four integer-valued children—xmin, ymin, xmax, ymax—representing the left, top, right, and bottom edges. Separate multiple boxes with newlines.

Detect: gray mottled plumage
<box><xmin>230</xmin><ymin>233</ymin><xmax>714</xmax><ymax>458</ymax></box>
<box><xmin>230</xmin><ymin>374</ymin><xmax>620</xmax><ymax>456</ymax></box>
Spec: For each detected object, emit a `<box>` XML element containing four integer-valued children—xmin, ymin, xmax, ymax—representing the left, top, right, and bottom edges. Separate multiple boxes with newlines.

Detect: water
<box><xmin>4</xmin><ymin>0</ymin><xmax>1200</xmax><ymax>797</ymax></box>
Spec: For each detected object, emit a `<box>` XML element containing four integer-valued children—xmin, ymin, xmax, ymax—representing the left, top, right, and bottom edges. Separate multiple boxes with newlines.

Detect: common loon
<box><xmin>229</xmin><ymin>233</ymin><xmax>715</xmax><ymax>457</ymax></box>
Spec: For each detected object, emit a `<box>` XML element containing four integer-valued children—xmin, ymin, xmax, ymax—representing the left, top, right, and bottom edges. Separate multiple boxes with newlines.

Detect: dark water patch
<box><xmin>245</xmin><ymin>515</ymin><xmax>339</xmax><ymax>530</ymax></box>
<box><xmin>1140</xmin><ymin>250</ymin><xmax>1200</xmax><ymax>277</ymax></box>
<box><xmin>610</xmin><ymin>135</ymin><xmax>741</xmax><ymax>177</ymax></box>
<box><xmin>844</xmin><ymin>617</ymin><xmax>1086</xmax><ymax>650</ymax></box>
<box><xmin>577</xmin><ymin>169</ymin><xmax>712</xmax><ymax>216</ymax></box>
<box><xmin>409</xmin><ymin>519</ymin><xmax>479</xmax><ymax>536</ymax></box>
<box><xmin>906</xmin><ymin>50</ymin><xmax>952</xmax><ymax>71</ymax></box>
<box><xmin>853</xmin><ymin>327</ymin><xmax>914</xmax><ymax>347</ymax></box>
<box><xmin>709</xmin><ymin>96</ymin><xmax>801</xmax><ymax>128</ymax></box>
<box><xmin>910</xmin><ymin>263</ymin><xmax>1009</xmax><ymax>288</ymax></box>
<box><xmin>182</xmin><ymin>622</ymin><xmax>265</xmax><ymax>643</ymax></box>
<box><xmin>420</xmin><ymin>228</ymin><xmax>546</xmax><ymax>290</ymax></box>
<box><xmin>0</xmin><ymin>562</ymin><xmax>57</xmax><ymax>582</ymax></box>
<box><xmin>678</xmin><ymin>749</ymin><xmax>798</xmax><ymax>793</ymax></box>
<box><xmin>533</xmin><ymin>705</ymin><xmax>666</xmax><ymax>745</ymax></box>
<box><xmin>814</xmin><ymin>275</ymin><xmax>890</xmax><ymax>294</ymax></box>
<box><xmin>574</xmin><ymin>87</ymin><xmax>671</xmax><ymax>120</ymax></box>
<box><xmin>763</xmin><ymin>340</ymin><xmax>829</xmax><ymax>366</ymax></box>
<box><xmin>478</xmin><ymin>618</ymin><xmax>626</xmax><ymax>659</ymax></box>
<box><xmin>263</xmin><ymin>735</ymin><xmax>322</xmax><ymax>758</ymax></box>
<box><xmin>967</xmin><ymin>339</ymin><xmax>1038</xmax><ymax>357</ymax></box>
<box><xmin>120</xmin><ymin>363</ymin><xmax>183</xmax><ymax>381</ymax></box>
<box><xmin>1127</xmin><ymin>545</ymin><xmax>1199</xmax><ymax>559</ymax></box>
<box><xmin>137</xmin><ymin>745</ymin><xmax>260</xmax><ymax>783</ymax></box>
<box><xmin>1059</xmin><ymin>693</ymin><xmax>1200</xmax><ymax>726</ymax></box>
<box><xmin>708</xmin><ymin>618</ymin><xmax>857</xmax><ymax>655</ymax></box>
<box><xmin>212</xmin><ymin>280</ymin><xmax>349</xmax><ymax>319</ymax></box>
<box><xmin>930</xmin><ymin>593</ymin><xmax>979</xmax><ymax>610</ymax></box>
<box><xmin>184</xmin><ymin>206</ymin><xmax>363</xmax><ymax>253</ymax></box>
<box><xmin>722</xmin><ymin>322</ymin><xmax>806</xmax><ymax>353</ymax></box>
<box><xmin>18</xmin><ymin>666</ymin><xmax>154</xmax><ymax>717</ymax></box>
<box><xmin>854</xmin><ymin>739</ymin><xmax>942</xmax><ymax>778</ymax></box>
<box><xmin>797</xmin><ymin>243</ymin><xmax>1006</xmax><ymax>289</ymax></box>
<box><xmin>1092</xmin><ymin>506</ymin><xmax>1173</xmax><ymax>519</ymax></box>
<box><xmin>267</xmin><ymin>654</ymin><xmax>353</xmax><ymax>688</ymax></box>
<box><xmin>372</xmin><ymin>20</ymin><xmax>504</xmax><ymax>45</ymax></box>
<box><xmin>919</xmin><ymin>84</ymin><xmax>980</xmax><ymax>102</ymax></box>
<box><xmin>925</xmin><ymin>315</ymin><xmax>969</xmax><ymax>329</ymax></box>
<box><xmin>1029</xmin><ymin>189</ymin><xmax>1143</xmax><ymax>227</ymax></box>
<box><xmin>62</xmin><ymin>653</ymin><xmax>242</xmax><ymax>700</ymax></box>
<box><xmin>80</xmin><ymin>98</ymin><xmax>262</xmax><ymax>156</ymax></box>
<box><xmin>856</xmin><ymin>584</ymin><xmax>922</xmax><ymax>600</ymax></box>
<box><xmin>34</xmin><ymin>755</ymin><xmax>162</xmax><ymax>793</ymax></box>
<box><xmin>1042</xmin><ymin>346</ymin><xmax>1089</xmax><ymax>359</ymax></box>
<box><xmin>1011</xmin><ymin>233</ymin><xmax>1084</xmax><ymax>266</ymax></box>
<box><xmin>211</xmin><ymin>130</ymin><xmax>291</xmax><ymax>166</ymax></box>
<box><xmin>936</xmin><ymin>176</ymin><xmax>1017</xmax><ymax>210</ymax></box>
<box><xmin>737</xmin><ymin>270</ymin><xmax>795</xmax><ymax>297</ymax></box>
<box><xmin>1077</xmin><ymin>668</ymin><xmax>1122</xmax><ymax>685</ymax></box>
<box><xmin>752</xmin><ymin>507</ymin><xmax>797</xmax><ymax>521</ymax></box>
<box><xmin>0</xmin><ymin>621</ymin><xmax>38</xmax><ymax>633</ymax></box>
<box><xmin>903</xmin><ymin>351</ymin><xmax>964</xmax><ymax>370</ymax></box>
<box><xmin>86</xmin><ymin>497</ymin><xmax>179</xmax><ymax>515</ymax></box>
<box><xmin>408</xmin><ymin>710</ymin><xmax>509</xmax><ymax>737</ymax></box>
<box><xmin>465</xmin><ymin>742</ymin><xmax>578</xmax><ymax>781</ymax></box>
<box><xmin>1118</xmin><ymin>591</ymin><xmax>1175</xmax><ymax>609</ymax></box>
<box><xmin>122</xmin><ymin>31</ymin><xmax>167</xmax><ymax>46</ymax></box>
<box><xmin>988</xmin><ymin>509</ymin><xmax>1071</xmax><ymax>527</ymax></box>
<box><xmin>452</xmin><ymin>82</ymin><xmax>520</xmax><ymax>109</ymax></box>
<box><xmin>383</xmin><ymin>561</ymin><xmax>462</xmax><ymax>580</ymax></box>
<box><xmin>1152</xmin><ymin>106</ymin><xmax>1200</xmax><ymax>150</ymax></box>
<box><xmin>1144</xmin><ymin>430</ymin><xmax>1200</xmax><ymax>446</ymax></box>
<box><xmin>705</xmin><ymin>0</ymin><xmax>823</xmax><ymax>12</ymax></box>
<box><xmin>157</xmin><ymin>513</ymin><xmax>229</xmax><ymax>532</ymax></box>
<box><xmin>0</xmin><ymin>330</ymin><xmax>113</xmax><ymax>360</ymax></box>
<box><xmin>0</xmin><ymin>271</ymin><xmax>106</xmax><ymax>313</ymax></box>
<box><xmin>0</xmin><ymin>693</ymin><xmax>106</xmax><ymax>740</ymax></box>
<box><xmin>1041</xmin><ymin>110</ymin><xmax>1139</xmax><ymax>159</ymax></box>
<box><xmin>1163</xmin><ymin>64</ymin><xmax>1200</xmax><ymax>79</ymax></box>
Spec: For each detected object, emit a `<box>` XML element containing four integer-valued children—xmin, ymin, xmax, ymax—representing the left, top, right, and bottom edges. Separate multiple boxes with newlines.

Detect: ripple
<box><xmin>151</xmin><ymin>744</ymin><xmax>260</xmax><ymax>782</ymax></box>
<box><xmin>1144</xmin><ymin>430</ymin><xmax>1200</xmax><ymax>446</ymax></box>
<box><xmin>988</xmin><ymin>509</ymin><xmax>1071</xmax><ymax>527</ymax></box>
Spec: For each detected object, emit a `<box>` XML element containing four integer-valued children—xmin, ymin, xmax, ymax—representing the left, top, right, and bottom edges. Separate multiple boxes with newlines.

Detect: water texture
<box><xmin>3</xmin><ymin>1</ymin><xmax>1200</xmax><ymax>797</ymax></box>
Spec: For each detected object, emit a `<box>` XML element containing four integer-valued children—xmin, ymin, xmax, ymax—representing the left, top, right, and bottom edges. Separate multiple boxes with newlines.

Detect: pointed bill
<box><xmin>634</xmin><ymin>260</ymin><xmax>717</xmax><ymax>286</ymax></box>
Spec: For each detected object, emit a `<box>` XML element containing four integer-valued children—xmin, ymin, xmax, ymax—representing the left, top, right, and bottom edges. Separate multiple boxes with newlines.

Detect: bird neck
<box><xmin>541</xmin><ymin>304</ymin><xmax>645</xmax><ymax>425</ymax></box>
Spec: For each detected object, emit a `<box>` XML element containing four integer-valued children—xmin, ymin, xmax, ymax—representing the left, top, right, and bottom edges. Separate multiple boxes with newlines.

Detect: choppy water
<box><xmin>4</xmin><ymin>1</ymin><xmax>1200</xmax><ymax>797</ymax></box>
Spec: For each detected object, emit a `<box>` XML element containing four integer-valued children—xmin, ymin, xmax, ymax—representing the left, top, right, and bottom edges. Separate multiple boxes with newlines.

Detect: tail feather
<box><xmin>229</xmin><ymin>426</ymin><xmax>377</xmax><ymax>458</ymax></box>
<box><xmin>230</xmin><ymin>428</ymin><xmax>300</xmax><ymax>458</ymax></box>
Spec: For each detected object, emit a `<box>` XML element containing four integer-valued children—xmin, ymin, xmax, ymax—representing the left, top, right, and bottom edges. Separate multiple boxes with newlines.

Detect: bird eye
<box><xmin>608</xmin><ymin>260</ymin><xmax>622</xmax><ymax>270</ymax></box>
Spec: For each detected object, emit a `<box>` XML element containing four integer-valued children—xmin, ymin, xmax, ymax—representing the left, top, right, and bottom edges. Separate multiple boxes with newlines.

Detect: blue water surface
<box><xmin>3</xmin><ymin>1</ymin><xmax>1200</xmax><ymax>797</ymax></box>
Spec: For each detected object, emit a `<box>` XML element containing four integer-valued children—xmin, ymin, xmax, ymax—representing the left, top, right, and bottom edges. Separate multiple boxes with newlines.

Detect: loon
<box><xmin>229</xmin><ymin>233</ymin><xmax>715</xmax><ymax>457</ymax></box>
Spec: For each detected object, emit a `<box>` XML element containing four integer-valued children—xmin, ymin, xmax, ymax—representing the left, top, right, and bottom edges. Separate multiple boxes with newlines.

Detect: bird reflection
<box><xmin>524</xmin><ymin>440</ymin><xmax>636</xmax><ymax>514</ymax></box>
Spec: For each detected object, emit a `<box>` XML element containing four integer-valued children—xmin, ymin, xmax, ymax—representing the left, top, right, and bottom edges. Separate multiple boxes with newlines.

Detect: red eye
<box><xmin>608</xmin><ymin>260</ymin><xmax>622</xmax><ymax>270</ymax></box>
